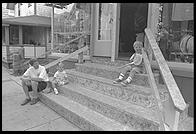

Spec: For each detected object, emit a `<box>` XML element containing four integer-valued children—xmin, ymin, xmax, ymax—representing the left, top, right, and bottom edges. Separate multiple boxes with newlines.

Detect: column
<box><xmin>51</xmin><ymin>4</ymin><xmax>54</xmax><ymax>50</ymax></box>
<box><xmin>5</xmin><ymin>26</ymin><xmax>10</xmax><ymax>62</ymax></box>
<box><xmin>89</xmin><ymin>3</ymin><xmax>95</xmax><ymax>60</ymax></box>
<box><xmin>19</xmin><ymin>25</ymin><xmax>23</xmax><ymax>45</ymax></box>
<box><xmin>111</xmin><ymin>3</ymin><xmax>117</xmax><ymax>62</ymax></box>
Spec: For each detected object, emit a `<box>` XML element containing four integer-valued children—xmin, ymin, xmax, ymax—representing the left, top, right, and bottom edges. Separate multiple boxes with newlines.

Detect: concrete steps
<box><xmin>39</xmin><ymin>93</ymin><xmax>136</xmax><ymax>131</ymax></box>
<box><xmin>39</xmin><ymin>58</ymin><xmax>192</xmax><ymax>131</ymax></box>
<box><xmin>39</xmin><ymin>83</ymin><xmax>191</xmax><ymax>131</ymax></box>
<box><xmin>75</xmin><ymin>62</ymin><xmax>160</xmax><ymax>87</ymax></box>
<box><xmin>65</xmin><ymin>69</ymin><xmax>169</xmax><ymax>109</ymax></box>
<box><xmin>57</xmin><ymin>83</ymin><xmax>160</xmax><ymax>130</ymax></box>
<box><xmin>90</xmin><ymin>57</ymin><xmax>131</xmax><ymax>67</ymax></box>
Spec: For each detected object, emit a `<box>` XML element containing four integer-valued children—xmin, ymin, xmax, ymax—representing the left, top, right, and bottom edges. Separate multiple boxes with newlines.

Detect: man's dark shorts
<box><xmin>27</xmin><ymin>81</ymin><xmax>47</xmax><ymax>92</ymax></box>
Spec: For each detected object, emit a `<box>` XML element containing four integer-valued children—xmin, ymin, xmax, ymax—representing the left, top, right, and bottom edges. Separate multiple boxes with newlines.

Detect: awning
<box><xmin>2</xmin><ymin>15</ymin><xmax>51</xmax><ymax>27</ymax></box>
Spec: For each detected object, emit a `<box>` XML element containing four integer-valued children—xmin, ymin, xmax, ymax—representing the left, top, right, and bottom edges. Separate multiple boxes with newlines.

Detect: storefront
<box><xmin>2</xmin><ymin>15</ymin><xmax>51</xmax><ymax>66</ymax></box>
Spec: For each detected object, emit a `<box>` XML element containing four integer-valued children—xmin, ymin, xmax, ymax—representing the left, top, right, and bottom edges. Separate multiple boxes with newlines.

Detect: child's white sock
<box><xmin>54</xmin><ymin>88</ymin><xmax>58</xmax><ymax>95</ymax></box>
<box><xmin>126</xmin><ymin>76</ymin><xmax>132</xmax><ymax>83</ymax></box>
<box><xmin>119</xmin><ymin>73</ymin><xmax>124</xmax><ymax>80</ymax></box>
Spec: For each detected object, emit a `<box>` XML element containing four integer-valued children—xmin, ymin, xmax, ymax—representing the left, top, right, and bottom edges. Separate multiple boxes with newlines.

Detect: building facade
<box><xmin>88</xmin><ymin>3</ymin><xmax>193</xmax><ymax>116</ymax></box>
<box><xmin>2</xmin><ymin>3</ymin><xmax>194</xmax><ymax>117</ymax></box>
<box><xmin>2</xmin><ymin>3</ymin><xmax>15</xmax><ymax>18</ymax></box>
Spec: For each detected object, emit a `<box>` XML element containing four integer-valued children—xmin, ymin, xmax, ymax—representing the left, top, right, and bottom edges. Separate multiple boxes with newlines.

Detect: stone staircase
<box><xmin>39</xmin><ymin>57</ymin><xmax>192</xmax><ymax>131</ymax></box>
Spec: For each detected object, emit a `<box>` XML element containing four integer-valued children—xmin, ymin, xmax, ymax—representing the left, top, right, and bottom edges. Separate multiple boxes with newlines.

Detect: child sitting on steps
<box><xmin>113</xmin><ymin>41</ymin><xmax>144</xmax><ymax>86</ymax></box>
<box><xmin>50</xmin><ymin>62</ymin><xmax>69</xmax><ymax>94</ymax></box>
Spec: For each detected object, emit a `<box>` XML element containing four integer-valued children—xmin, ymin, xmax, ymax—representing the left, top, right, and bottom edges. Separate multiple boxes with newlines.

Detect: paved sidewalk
<box><xmin>2</xmin><ymin>66</ymin><xmax>81</xmax><ymax>131</ymax></box>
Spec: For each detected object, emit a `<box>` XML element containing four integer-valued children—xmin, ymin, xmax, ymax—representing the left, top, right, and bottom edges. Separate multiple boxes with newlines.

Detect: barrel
<box><xmin>180</xmin><ymin>34</ymin><xmax>194</xmax><ymax>54</ymax></box>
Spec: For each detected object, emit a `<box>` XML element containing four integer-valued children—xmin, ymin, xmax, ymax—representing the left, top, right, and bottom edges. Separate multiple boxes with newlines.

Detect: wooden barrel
<box><xmin>180</xmin><ymin>34</ymin><xmax>194</xmax><ymax>54</ymax></box>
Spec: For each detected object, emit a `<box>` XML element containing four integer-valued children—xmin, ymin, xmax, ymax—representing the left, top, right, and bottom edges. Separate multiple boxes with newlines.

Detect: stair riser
<box><xmin>39</xmin><ymin>93</ymin><xmax>103</xmax><ymax>131</ymax></box>
<box><xmin>91</xmin><ymin>57</ymin><xmax>129</xmax><ymax>66</ymax></box>
<box><xmin>76</xmin><ymin>65</ymin><xmax>160</xmax><ymax>87</ymax></box>
<box><xmin>67</xmin><ymin>73</ymin><xmax>169</xmax><ymax>109</ymax></box>
<box><xmin>58</xmin><ymin>87</ymin><xmax>159</xmax><ymax>131</ymax></box>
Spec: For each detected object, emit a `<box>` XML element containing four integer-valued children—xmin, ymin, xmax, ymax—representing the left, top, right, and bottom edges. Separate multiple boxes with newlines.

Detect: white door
<box><xmin>93</xmin><ymin>3</ymin><xmax>114</xmax><ymax>57</ymax></box>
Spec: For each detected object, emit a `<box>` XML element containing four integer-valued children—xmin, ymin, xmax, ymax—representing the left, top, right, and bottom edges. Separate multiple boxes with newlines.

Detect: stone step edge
<box><xmin>59</xmin><ymin>83</ymin><xmax>160</xmax><ymax>124</ymax></box>
<box><xmin>65</xmin><ymin>69</ymin><xmax>168</xmax><ymax>94</ymax></box>
<box><xmin>39</xmin><ymin>93</ymin><xmax>135</xmax><ymax>131</ymax></box>
<box><xmin>75</xmin><ymin>63</ymin><xmax>160</xmax><ymax>77</ymax></box>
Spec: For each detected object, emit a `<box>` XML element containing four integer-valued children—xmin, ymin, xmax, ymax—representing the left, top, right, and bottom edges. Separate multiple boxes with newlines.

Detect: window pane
<box><xmin>160</xmin><ymin>3</ymin><xmax>194</xmax><ymax>64</ymax></box>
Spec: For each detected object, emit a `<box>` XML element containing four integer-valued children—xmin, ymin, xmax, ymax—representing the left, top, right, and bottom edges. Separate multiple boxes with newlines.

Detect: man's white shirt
<box><xmin>23</xmin><ymin>65</ymin><xmax>49</xmax><ymax>81</ymax></box>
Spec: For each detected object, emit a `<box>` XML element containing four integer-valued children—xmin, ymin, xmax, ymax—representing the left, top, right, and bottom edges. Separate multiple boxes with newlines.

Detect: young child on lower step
<box><xmin>50</xmin><ymin>62</ymin><xmax>69</xmax><ymax>94</ymax></box>
<box><xmin>113</xmin><ymin>41</ymin><xmax>144</xmax><ymax>86</ymax></box>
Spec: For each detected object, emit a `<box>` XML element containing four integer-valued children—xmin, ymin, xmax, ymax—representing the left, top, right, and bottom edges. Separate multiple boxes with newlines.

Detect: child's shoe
<box><xmin>121</xmin><ymin>80</ymin><xmax>131</xmax><ymax>86</ymax></box>
<box><xmin>54</xmin><ymin>88</ymin><xmax>59</xmax><ymax>95</ymax></box>
<box><xmin>113</xmin><ymin>73</ymin><xmax>124</xmax><ymax>84</ymax></box>
<box><xmin>121</xmin><ymin>77</ymin><xmax>132</xmax><ymax>86</ymax></box>
<box><xmin>113</xmin><ymin>78</ymin><xmax>123</xmax><ymax>84</ymax></box>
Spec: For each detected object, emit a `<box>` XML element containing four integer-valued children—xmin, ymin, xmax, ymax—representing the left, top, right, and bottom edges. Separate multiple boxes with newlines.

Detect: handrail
<box><xmin>54</xmin><ymin>31</ymin><xmax>88</xmax><ymax>36</ymax></box>
<box><xmin>142</xmin><ymin>49</ymin><xmax>166</xmax><ymax>130</ymax></box>
<box><xmin>144</xmin><ymin>28</ymin><xmax>186</xmax><ymax>111</ymax></box>
<box><xmin>22</xmin><ymin>33</ymin><xmax>88</xmax><ymax>66</ymax></box>
<box><xmin>44</xmin><ymin>45</ymin><xmax>88</xmax><ymax>69</ymax></box>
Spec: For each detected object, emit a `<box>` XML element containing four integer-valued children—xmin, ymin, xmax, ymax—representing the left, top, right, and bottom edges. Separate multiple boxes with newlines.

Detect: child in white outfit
<box><xmin>50</xmin><ymin>62</ymin><xmax>68</xmax><ymax>94</ymax></box>
<box><xmin>113</xmin><ymin>41</ymin><xmax>144</xmax><ymax>86</ymax></box>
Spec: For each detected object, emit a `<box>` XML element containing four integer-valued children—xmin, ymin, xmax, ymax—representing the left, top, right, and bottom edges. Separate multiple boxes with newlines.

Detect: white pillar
<box><xmin>51</xmin><ymin>4</ymin><xmax>54</xmax><ymax>50</ymax></box>
<box><xmin>111</xmin><ymin>3</ymin><xmax>117</xmax><ymax>62</ymax></box>
<box><xmin>5</xmin><ymin>26</ymin><xmax>10</xmax><ymax>61</ymax></box>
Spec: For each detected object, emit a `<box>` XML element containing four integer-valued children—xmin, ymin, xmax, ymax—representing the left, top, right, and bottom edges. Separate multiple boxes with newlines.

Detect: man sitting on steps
<box><xmin>20</xmin><ymin>58</ymin><xmax>49</xmax><ymax>105</ymax></box>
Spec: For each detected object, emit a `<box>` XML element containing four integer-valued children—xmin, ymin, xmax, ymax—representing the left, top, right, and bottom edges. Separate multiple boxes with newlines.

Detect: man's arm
<box><xmin>20</xmin><ymin>68</ymin><xmax>30</xmax><ymax>80</ymax></box>
<box><xmin>36</xmin><ymin>66</ymin><xmax>48</xmax><ymax>82</ymax></box>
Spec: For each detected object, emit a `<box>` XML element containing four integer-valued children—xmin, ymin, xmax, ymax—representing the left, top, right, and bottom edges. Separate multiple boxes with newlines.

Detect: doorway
<box><xmin>118</xmin><ymin>3</ymin><xmax>148</xmax><ymax>59</ymax></box>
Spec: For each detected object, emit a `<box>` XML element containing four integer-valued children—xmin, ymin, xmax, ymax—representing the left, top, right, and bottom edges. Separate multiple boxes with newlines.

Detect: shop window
<box><xmin>160</xmin><ymin>3</ymin><xmax>194</xmax><ymax>64</ymax></box>
<box><xmin>9</xmin><ymin>25</ymin><xmax>19</xmax><ymax>45</ymax></box>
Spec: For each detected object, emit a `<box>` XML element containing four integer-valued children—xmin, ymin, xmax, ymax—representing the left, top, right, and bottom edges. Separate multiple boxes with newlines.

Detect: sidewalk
<box><xmin>2</xmin><ymin>66</ymin><xmax>81</xmax><ymax>131</ymax></box>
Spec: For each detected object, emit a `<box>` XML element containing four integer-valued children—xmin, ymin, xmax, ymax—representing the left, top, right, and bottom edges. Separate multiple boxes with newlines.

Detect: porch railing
<box><xmin>144</xmin><ymin>28</ymin><xmax>187</xmax><ymax>131</ymax></box>
<box><xmin>142</xmin><ymin>49</ymin><xmax>166</xmax><ymax>130</ymax></box>
<box><xmin>21</xmin><ymin>33</ymin><xmax>89</xmax><ymax>70</ymax></box>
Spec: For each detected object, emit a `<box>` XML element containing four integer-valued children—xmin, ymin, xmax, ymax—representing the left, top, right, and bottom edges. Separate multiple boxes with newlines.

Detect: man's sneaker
<box><xmin>113</xmin><ymin>78</ymin><xmax>123</xmax><ymax>84</ymax></box>
<box><xmin>21</xmin><ymin>98</ymin><xmax>31</xmax><ymax>106</ymax></box>
<box><xmin>30</xmin><ymin>98</ymin><xmax>40</xmax><ymax>105</ymax></box>
<box><xmin>121</xmin><ymin>80</ymin><xmax>131</xmax><ymax>87</ymax></box>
